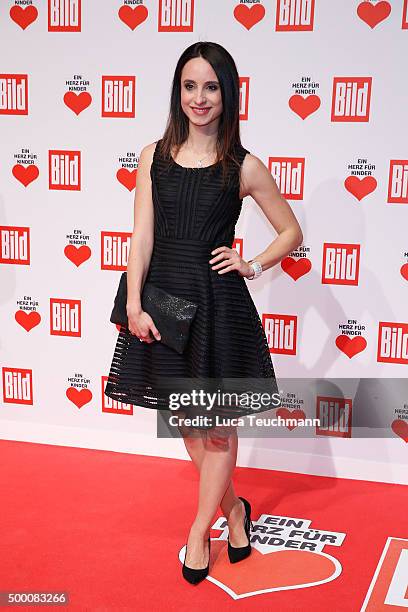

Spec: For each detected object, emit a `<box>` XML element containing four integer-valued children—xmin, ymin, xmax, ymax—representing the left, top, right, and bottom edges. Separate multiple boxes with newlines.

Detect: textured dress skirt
<box><xmin>104</xmin><ymin>140</ymin><xmax>281</xmax><ymax>425</ymax></box>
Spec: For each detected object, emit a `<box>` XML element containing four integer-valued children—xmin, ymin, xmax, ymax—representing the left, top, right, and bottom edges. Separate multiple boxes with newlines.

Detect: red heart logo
<box><xmin>180</xmin><ymin>540</ymin><xmax>338</xmax><ymax>598</ymax></box>
<box><xmin>275</xmin><ymin>408</ymin><xmax>306</xmax><ymax>430</ymax></box>
<box><xmin>391</xmin><ymin>419</ymin><xmax>408</xmax><ymax>443</ymax></box>
<box><xmin>117</xmin><ymin>168</ymin><xmax>137</xmax><ymax>191</ymax></box>
<box><xmin>281</xmin><ymin>257</ymin><xmax>311</xmax><ymax>280</ymax></box>
<box><xmin>15</xmin><ymin>310</ymin><xmax>41</xmax><ymax>331</ymax></box>
<box><xmin>12</xmin><ymin>164</ymin><xmax>39</xmax><ymax>187</ymax></box>
<box><xmin>335</xmin><ymin>335</ymin><xmax>367</xmax><ymax>358</ymax></box>
<box><xmin>64</xmin><ymin>245</ymin><xmax>91</xmax><ymax>267</ymax></box>
<box><xmin>66</xmin><ymin>387</ymin><xmax>92</xmax><ymax>408</ymax></box>
<box><xmin>357</xmin><ymin>1</ymin><xmax>391</xmax><ymax>28</ymax></box>
<box><xmin>400</xmin><ymin>263</ymin><xmax>408</xmax><ymax>281</ymax></box>
<box><xmin>63</xmin><ymin>91</ymin><xmax>92</xmax><ymax>115</ymax></box>
<box><xmin>288</xmin><ymin>95</ymin><xmax>321</xmax><ymax>119</ymax></box>
<box><xmin>344</xmin><ymin>175</ymin><xmax>377</xmax><ymax>201</ymax></box>
<box><xmin>233</xmin><ymin>5</ymin><xmax>266</xmax><ymax>30</ymax></box>
<box><xmin>10</xmin><ymin>5</ymin><xmax>38</xmax><ymax>29</ymax></box>
<box><xmin>118</xmin><ymin>5</ymin><xmax>148</xmax><ymax>30</ymax></box>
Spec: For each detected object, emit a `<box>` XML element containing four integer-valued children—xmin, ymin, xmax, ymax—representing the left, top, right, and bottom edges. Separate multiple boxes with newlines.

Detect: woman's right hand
<box><xmin>127</xmin><ymin>306</ymin><xmax>161</xmax><ymax>344</ymax></box>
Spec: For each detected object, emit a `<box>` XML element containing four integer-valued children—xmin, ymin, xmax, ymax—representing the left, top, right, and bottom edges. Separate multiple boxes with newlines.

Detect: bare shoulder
<box><xmin>240</xmin><ymin>152</ymin><xmax>271</xmax><ymax>199</ymax></box>
<box><xmin>139</xmin><ymin>140</ymin><xmax>159</xmax><ymax>169</ymax></box>
<box><xmin>242</xmin><ymin>151</ymin><xmax>265</xmax><ymax>174</ymax></box>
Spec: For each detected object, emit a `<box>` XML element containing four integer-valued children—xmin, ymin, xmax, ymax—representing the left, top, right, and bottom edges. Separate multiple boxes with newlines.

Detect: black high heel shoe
<box><xmin>182</xmin><ymin>536</ymin><xmax>211</xmax><ymax>585</ymax></box>
<box><xmin>227</xmin><ymin>496</ymin><xmax>253</xmax><ymax>563</ymax></box>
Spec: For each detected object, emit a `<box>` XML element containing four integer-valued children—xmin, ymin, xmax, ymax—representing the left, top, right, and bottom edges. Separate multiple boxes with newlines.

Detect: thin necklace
<box><xmin>196</xmin><ymin>153</ymin><xmax>212</xmax><ymax>168</ymax></box>
<box><xmin>185</xmin><ymin>144</ymin><xmax>216</xmax><ymax>168</ymax></box>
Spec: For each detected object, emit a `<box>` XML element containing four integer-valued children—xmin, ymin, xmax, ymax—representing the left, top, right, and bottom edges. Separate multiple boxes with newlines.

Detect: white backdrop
<box><xmin>1</xmin><ymin>0</ymin><xmax>407</xmax><ymax>484</ymax></box>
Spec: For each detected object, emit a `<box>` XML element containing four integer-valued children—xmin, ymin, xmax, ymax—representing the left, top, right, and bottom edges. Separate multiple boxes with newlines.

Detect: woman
<box><xmin>105</xmin><ymin>41</ymin><xmax>303</xmax><ymax>585</ymax></box>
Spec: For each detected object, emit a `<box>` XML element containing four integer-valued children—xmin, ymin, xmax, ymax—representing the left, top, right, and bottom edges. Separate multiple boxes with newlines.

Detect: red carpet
<box><xmin>0</xmin><ymin>439</ymin><xmax>407</xmax><ymax>610</ymax></box>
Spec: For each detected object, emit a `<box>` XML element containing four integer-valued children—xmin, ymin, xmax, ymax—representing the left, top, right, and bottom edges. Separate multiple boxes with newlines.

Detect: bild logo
<box><xmin>232</xmin><ymin>237</ymin><xmax>243</xmax><ymax>259</ymax></box>
<box><xmin>102</xmin><ymin>376</ymin><xmax>133</xmax><ymax>415</ymax></box>
<box><xmin>0</xmin><ymin>74</ymin><xmax>28</xmax><ymax>115</ymax></box>
<box><xmin>49</xmin><ymin>150</ymin><xmax>81</xmax><ymax>190</ymax></box>
<box><xmin>2</xmin><ymin>367</ymin><xmax>33</xmax><ymax>405</ymax></box>
<box><xmin>276</xmin><ymin>0</ymin><xmax>315</xmax><ymax>31</ymax></box>
<box><xmin>322</xmin><ymin>243</ymin><xmax>360</xmax><ymax>286</ymax></box>
<box><xmin>331</xmin><ymin>77</ymin><xmax>372</xmax><ymax>122</ymax></box>
<box><xmin>158</xmin><ymin>0</ymin><xmax>194</xmax><ymax>32</ymax></box>
<box><xmin>377</xmin><ymin>322</ymin><xmax>408</xmax><ymax>365</ymax></box>
<box><xmin>239</xmin><ymin>77</ymin><xmax>249</xmax><ymax>120</ymax></box>
<box><xmin>269</xmin><ymin>157</ymin><xmax>305</xmax><ymax>200</ymax></box>
<box><xmin>263</xmin><ymin>314</ymin><xmax>297</xmax><ymax>355</ymax></box>
<box><xmin>101</xmin><ymin>231</ymin><xmax>132</xmax><ymax>271</ymax></box>
<box><xmin>388</xmin><ymin>159</ymin><xmax>408</xmax><ymax>204</ymax></box>
<box><xmin>361</xmin><ymin>538</ymin><xmax>408</xmax><ymax>610</ymax></box>
<box><xmin>50</xmin><ymin>298</ymin><xmax>81</xmax><ymax>337</ymax></box>
<box><xmin>0</xmin><ymin>226</ymin><xmax>30</xmax><ymax>265</ymax></box>
<box><xmin>48</xmin><ymin>0</ymin><xmax>81</xmax><ymax>31</ymax></box>
<box><xmin>316</xmin><ymin>396</ymin><xmax>352</xmax><ymax>438</ymax></box>
<box><xmin>102</xmin><ymin>76</ymin><xmax>135</xmax><ymax>118</ymax></box>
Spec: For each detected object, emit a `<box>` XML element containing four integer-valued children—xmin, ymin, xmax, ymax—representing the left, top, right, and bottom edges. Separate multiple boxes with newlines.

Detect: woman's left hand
<box><xmin>209</xmin><ymin>246</ymin><xmax>253</xmax><ymax>278</ymax></box>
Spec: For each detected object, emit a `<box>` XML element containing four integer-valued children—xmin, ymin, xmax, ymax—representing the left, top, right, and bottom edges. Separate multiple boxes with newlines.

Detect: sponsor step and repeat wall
<box><xmin>1</xmin><ymin>0</ymin><xmax>407</xmax><ymax>482</ymax></box>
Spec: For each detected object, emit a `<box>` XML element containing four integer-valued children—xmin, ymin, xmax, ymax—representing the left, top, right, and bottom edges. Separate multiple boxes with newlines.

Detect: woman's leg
<box><xmin>180</xmin><ymin>424</ymin><xmax>249</xmax><ymax>569</ymax></box>
<box><xmin>181</xmin><ymin>425</ymin><xmax>248</xmax><ymax>545</ymax></box>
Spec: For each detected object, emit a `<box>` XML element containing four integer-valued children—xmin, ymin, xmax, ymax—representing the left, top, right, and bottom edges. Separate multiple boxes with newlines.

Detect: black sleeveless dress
<box><xmin>104</xmin><ymin>139</ymin><xmax>280</xmax><ymax>421</ymax></box>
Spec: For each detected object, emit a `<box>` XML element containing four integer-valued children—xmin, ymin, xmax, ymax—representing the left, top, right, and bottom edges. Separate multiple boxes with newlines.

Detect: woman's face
<box><xmin>180</xmin><ymin>57</ymin><xmax>223</xmax><ymax>128</ymax></box>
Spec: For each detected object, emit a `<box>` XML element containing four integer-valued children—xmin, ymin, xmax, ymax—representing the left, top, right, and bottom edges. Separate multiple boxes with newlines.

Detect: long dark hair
<box><xmin>159</xmin><ymin>41</ymin><xmax>243</xmax><ymax>187</ymax></box>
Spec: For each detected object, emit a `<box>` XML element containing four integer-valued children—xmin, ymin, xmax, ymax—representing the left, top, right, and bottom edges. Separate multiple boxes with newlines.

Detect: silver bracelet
<box><xmin>247</xmin><ymin>260</ymin><xmax>263</xmax><ymax>280</ymax></box>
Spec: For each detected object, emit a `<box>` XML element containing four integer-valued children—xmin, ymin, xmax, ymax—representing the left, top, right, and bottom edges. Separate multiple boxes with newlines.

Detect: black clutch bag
<box><xmin>110</xmin><ymin>272</ymin><xmax>198</xmax><ymax>354</ymax></box>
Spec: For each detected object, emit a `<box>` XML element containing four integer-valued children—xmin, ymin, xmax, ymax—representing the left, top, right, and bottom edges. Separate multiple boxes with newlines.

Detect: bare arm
<box><xmin>126</xmin><ymin>142</ymin><xmax>156</xmax><ymax>315</ymax></box>
<box><xmin>239</xmin><ymin>153</ymin><xmax>303</xmax><ymax>271</ymax></box>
